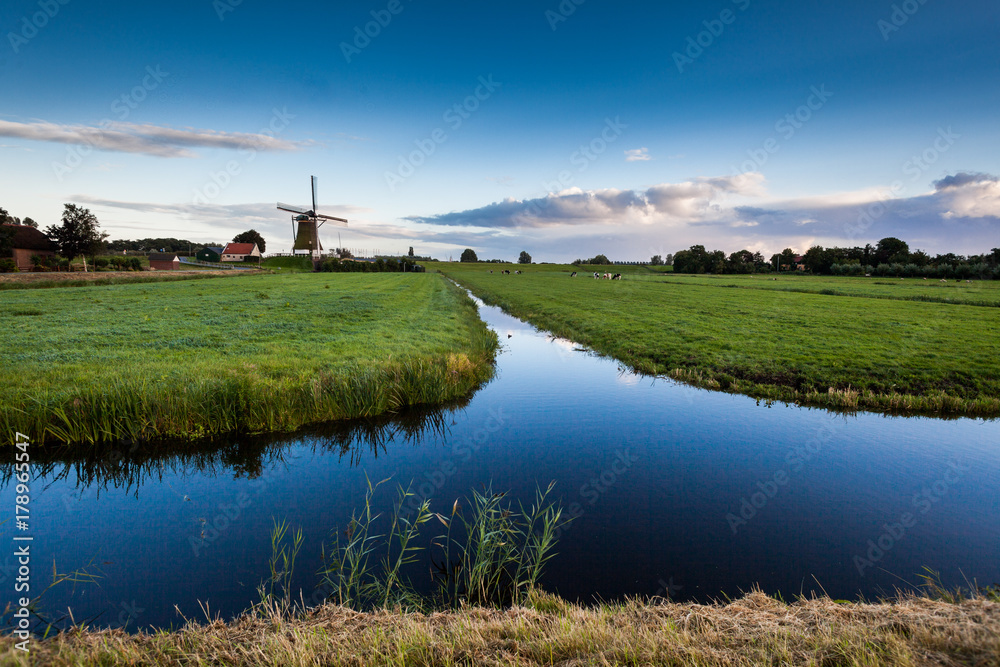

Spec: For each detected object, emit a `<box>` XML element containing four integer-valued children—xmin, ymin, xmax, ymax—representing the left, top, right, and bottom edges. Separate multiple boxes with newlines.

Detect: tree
<box><xmin>21</xmin><ymin>217</ymin><xmax>38</xmax><ymax>228</ymax></box>
<box><xmin>778</xmin><ymin>248</ymin><xmax>797</xmax><ymax>271</ymax></box>
<box><xmin>650</xmin><ymin>255</ymin><xmax>664</xmax><ymax>266</ymax></box>
<box><xmin>460</xmin><ymin>248</ymin><xmax>478</xmax><ymax>262</ymax></box>
<box><xmin>589</xmin><ymin>254</ymin><xmax>610</xmax><ymax>265</ymax></box>
<box><xmin>875</xmin><ymin>237</ymin><xmax>909</xmax><ymax>265</ymax></box>
<box><xmin>518</xmin><ymin>250</ymin><xmax>532</xmax><ymax>264</ymax></box>
<box><xmin>45</xmin><ymin>204</ymin><xmax>108</xmax><ymax>265</ymax></box>
<box><xmin>408</xmin><ymin>246</ymin><xmax>415</xmax><ymax>257</ymax></box>
<box><xmin>0</xmin><ymin>207</ymin><xmax>16</xmax><ymax>225</ymax></box>
<box><xmin>233</xmin><ymin>229</ymin><xmax>266</xmax><ymax>253</ymax></box>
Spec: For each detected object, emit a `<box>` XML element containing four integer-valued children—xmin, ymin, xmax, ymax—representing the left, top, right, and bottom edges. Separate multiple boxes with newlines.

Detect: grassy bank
<box><xmin>0</xmin><ymin>273</ymin><xmax>497</xmax><ymax>445</ymax></box>
<box><xmin>0</xmin><ymin>270</ymin><xmax>256</xmax><ymax>291</ymax></box>
<box><xmin>431</xmin><ymin>262</ymin><xmax>1000</xmax><ymax>417</ymax></box>
<box><xmin>3</xmin><ymin>591</ymin><xmax>997</xmax><ymax>666</ymax></box>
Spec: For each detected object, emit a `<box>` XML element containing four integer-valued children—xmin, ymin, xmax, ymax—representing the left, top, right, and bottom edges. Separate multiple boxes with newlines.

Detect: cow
<box><xmin>570</xmin><ymin>271</ymin><xmax>577</xmax><ymax>277</ymax></box>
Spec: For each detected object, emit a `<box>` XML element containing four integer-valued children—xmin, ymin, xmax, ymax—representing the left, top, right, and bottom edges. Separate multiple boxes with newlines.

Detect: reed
<box><xmin>317</xmin><ymin>479</ymin><xmax>569</xmax><ymax>612</ymax></box>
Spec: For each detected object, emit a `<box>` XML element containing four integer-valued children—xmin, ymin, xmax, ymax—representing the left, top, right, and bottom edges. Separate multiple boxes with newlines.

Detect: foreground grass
<box><xmin>0</xmin><ymin>273</ymin><xmax>497</xmax><ymax>444</ymax></box>
<box><xmin>432</xmin><ymin>262</ymin><xmax>1000</xmax><ymax>417</ymax></box>
<box><xmin>3</xmin><ymin>592</ymin><xmax>997</xmax><ymax>666</ymax></box>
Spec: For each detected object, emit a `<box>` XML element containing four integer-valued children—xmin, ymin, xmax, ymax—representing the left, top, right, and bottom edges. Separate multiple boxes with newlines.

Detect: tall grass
<box><xmin>317</xmin><ymin>479</ymin><xmax>569</xmax><ymax>612</ymax></box>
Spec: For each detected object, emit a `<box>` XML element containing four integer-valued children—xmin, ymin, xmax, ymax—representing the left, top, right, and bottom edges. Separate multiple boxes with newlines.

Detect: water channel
<box><xmin>3</xmin><ymin>295</ymin><xmax>999</xmax><ymax>630</ymax></box>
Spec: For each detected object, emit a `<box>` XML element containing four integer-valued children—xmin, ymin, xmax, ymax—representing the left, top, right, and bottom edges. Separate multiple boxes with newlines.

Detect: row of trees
<box><xmin>672</xmin><ymin>246</ymin><xmax>771</xmax><ymax>274</ymax></box>
<box><xmin>671</xmin><ymin>237</ymin><xmax>1000</xmax><ymax>277</ymax></box>
<box><xmin>3</xmin><ymin>203</ymin><xmax>272</xmax><ymax>270</ymax></box>
<box><xmin>460</xmin><ymin>249</ymin><xmax>533</xmax><ymax>264</ymax></box>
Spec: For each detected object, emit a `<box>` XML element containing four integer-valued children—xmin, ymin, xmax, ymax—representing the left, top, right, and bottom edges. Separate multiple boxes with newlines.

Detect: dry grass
<box><xmin>3</xmin><ymin>592</ymin><xmax>998</xmax><ymax>666</ymax></box>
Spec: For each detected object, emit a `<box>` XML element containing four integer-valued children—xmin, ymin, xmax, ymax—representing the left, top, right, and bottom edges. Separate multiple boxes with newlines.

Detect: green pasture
<box><xmin>430</xmin><ymin>262</ymin><xmax>1000</xmax><ymax>416</ymax></box>
<box><xmin>0</xmin><ymin>273</ymin><xmax>498</xmax><ymax>444</ymax></box>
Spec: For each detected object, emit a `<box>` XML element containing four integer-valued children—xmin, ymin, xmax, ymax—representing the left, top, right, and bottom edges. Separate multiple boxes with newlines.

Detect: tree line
<box><xmin>2</xmin><ymin>202</ymin><xmax>270</xmax><ymax>270</ymax></box>
<box><xmin>672</xmin><ymin>237</ymin><xmax>1000</xmax><ymax>279</ymax></box>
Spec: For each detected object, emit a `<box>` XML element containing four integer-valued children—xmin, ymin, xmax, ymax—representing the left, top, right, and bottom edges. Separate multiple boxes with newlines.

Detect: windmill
<box><xmin>276</xmin><ymin>176</ymin><xmax>347</xmax><ymax>261</ymax></box>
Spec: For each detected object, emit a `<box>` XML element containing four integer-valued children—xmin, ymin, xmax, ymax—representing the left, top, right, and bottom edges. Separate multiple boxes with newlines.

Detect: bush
<box><xmin>0</xmin><ymin>258</ymin><xmax>19</xmax><ymax>273</ymax></box>
<box><xmin>318</xmin><ymin>258</ymin><xmax>423</xmax><ymax>273</ymax></box>
<box><xmin>95</xmin><ymin>257</ymin><xmax>109</xmax><ymax>269</ymax></box>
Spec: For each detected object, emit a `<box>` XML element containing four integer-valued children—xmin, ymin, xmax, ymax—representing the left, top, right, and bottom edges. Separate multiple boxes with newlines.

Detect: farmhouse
<box><xmin>2</xmin><ymin>223</ymin><xmax>56</xmax><ymax>270</ymax></box>
<box><xmin>148</xmin><ymin>253</ymin><xmax>180</xmax><ymax>271</ymax></box>
<box><xmin>196</xmin><ymin>246</ymin><xmax>223</xmax><ymax>263</ymax></box>
<box><xmin>220</xmin><ymin>242</ymin><xmax>260</xmax><ymax>262</ymax></box>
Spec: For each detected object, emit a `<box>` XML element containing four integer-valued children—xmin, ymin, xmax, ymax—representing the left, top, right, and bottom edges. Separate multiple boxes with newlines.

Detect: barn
<box><xmin>220</xmin><ymin>242</ymin><xmax>261</xmax><ymax>262</ymax></box>
<box><xmin>2</xmin><ymin>224</ymin><xmax>56</xmax><ymax>270</ymax></box>
<box><xmin>148</xmin><ymin>253</ymin><xmax>180</xmax><ymax>271</ymax></box>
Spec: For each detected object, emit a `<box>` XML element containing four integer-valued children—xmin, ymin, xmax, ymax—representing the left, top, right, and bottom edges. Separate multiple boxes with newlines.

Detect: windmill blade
<box><xmin>277</xmin><ymin>203</ymin><xmax>310</xmax><ymax>215</ymax></box>
<box><xmin>315</xmin><ymin>213</ymin><xmax>348</xmax><ymax>224</ymax></box>
<box><xmin>311</xmin><ymin>175</ymin><xmax>318</xmax><ymax>216</ymax></box>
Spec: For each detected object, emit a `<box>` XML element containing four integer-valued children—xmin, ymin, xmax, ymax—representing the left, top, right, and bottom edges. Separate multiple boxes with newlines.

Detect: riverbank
<box><xmin>3</xmin><ymin>591</ymin><xmax>997</xmax><ymax>666</ymax></box>
<box><xmin>0</xmin><ymin>273</ymin><xmax>498</xmax><ymax>444</ymax></box>
<box><xmin>432</xmin><ymin>263</ymin><xmax>1000</xmax><ymax>417</ymax></box>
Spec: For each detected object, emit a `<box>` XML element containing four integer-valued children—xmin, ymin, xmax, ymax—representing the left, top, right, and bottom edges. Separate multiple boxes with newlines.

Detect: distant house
<box><xmin>2</xmin><ymin>224</ymin><xmax>56</xmax><ymax>270</ymax></box>
<box><xmin>220</xmin><ymin>242</ymin><xmax>261</xmax><ymax>262</ymax></box>
<box><xmin>792</xmin><ymin>255</ymin><xmax>807</xmax><ymax>271</ymax></box>
<box><xmin>196</xmin><ymin>246</ymin><xmax>223</xmax><ymax>263</ymax></box>
<box><xmin>149</xmin><ymin>253</ymin><xmax>180</xmax><ymax>271</ymax></box>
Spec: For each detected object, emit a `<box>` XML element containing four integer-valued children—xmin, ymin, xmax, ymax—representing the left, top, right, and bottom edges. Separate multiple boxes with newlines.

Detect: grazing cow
<box><xmin>612</xmin><ymin>273</ymin><xmax>622</xmax><ymax>280</ymax></box>
<box><xmin>490</xmin><ymin>270</ymin><xmax>493</xmax><ymax>274</ymax></box>
<box><xmin>570</xmin><ymin>271</ymin><xmax>577</xmax><ymax>277</ymax></box>
<box><xmin>940</xmin><ymin>279</ymin><xmax>947</xmax><ymax>282</ymax></box>
<box><xmin>593</xmin><ymin>272</ymin><xmax>599</xmax><ymax>279</ymax></box>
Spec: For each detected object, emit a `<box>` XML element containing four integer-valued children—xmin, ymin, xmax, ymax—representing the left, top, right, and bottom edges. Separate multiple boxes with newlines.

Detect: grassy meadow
<box><xmin>3</xmin><ymin>591</ymin><xmax>997</xmax><ymax>666</ymax></box>
<box><xmin>431</xmin><ymin>262</ymin><xmax>1000</xmax><ymax>417</ymax></box>
<box><xmin>0</xmin><ymin>273</ymin><xmax>498</xmax><ymax>444</ymax></box>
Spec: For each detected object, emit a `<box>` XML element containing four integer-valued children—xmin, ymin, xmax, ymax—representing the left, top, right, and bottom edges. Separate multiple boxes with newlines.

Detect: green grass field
<box><xmin>0</xmin><ymin>273</ymin><xmax>498</xmax><ymax>444</ymax></box>
<box><xmin>431</xmin><ymin>262</ymin><xmax>1000</xmax><ymax>417</ymax></box>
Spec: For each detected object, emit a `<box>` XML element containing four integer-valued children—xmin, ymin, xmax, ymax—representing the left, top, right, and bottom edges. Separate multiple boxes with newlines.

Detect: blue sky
<box><xmin>1</xmin><ymin>0</ymin><xmax>997</xmax><ymax>260</ymax></box>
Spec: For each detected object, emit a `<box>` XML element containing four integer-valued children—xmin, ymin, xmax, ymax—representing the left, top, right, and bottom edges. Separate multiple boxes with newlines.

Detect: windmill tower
<box><xmin>277</xmin><ymin>176</ymin><xmax>347</xmax><ymax>263</ymax></box>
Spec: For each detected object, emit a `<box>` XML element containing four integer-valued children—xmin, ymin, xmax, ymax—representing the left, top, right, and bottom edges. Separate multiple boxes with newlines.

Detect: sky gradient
<box><xmin>2</xmin><ymin>0</ymin><xmax>998</xmax><ymax>260</ymax></box>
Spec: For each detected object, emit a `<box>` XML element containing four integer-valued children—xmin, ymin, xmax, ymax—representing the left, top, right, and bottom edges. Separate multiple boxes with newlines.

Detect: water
<box><xmin>3</xmin><ymin>297</ymin><xmax>999</xmax><ymax>630</ymax></box>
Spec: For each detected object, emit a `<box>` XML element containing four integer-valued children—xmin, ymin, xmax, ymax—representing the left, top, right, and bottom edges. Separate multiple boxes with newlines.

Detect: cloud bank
<box><xmin>0</xmin><ymin>119</ymin><xmax>309</xmax><ymax>158</ymax></box>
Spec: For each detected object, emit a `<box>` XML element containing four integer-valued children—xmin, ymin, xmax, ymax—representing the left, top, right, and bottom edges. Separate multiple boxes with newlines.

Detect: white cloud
<box><xmin>934</xmin><ymin>172</ymin><xmax>1000</xmax><ymax>219</ymax></box>
<box><xmin>624</xmin><ymin>147</ymin><xmax>651</xmax><ymax>162</ymax></box>
<box><xmin>0</xmin><ymin>119</ymin><xmax>310</xmax><ymax>158</ymax></box>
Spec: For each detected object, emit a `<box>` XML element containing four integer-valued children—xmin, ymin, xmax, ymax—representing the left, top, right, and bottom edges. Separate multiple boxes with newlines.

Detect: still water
<box><xmin>3</xmin><ymin>297</ymin><xmax>999</xmax><ymax>630</ymax></box>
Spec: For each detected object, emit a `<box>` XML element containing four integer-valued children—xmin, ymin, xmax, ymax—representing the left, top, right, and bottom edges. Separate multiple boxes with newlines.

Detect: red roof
<box><xmin>222</xmin><ymin>242</ymin><xmax>257</xmax><ymax>255</ymax></box>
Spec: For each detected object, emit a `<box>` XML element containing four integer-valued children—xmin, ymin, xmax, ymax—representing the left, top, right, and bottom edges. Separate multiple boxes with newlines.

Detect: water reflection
<box><xmin>1</xmin><ymin>405</ymin><xmax>460</xmax><ymax>497</ymax></box>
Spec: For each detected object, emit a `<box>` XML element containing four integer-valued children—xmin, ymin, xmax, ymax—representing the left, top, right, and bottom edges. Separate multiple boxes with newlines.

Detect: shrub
<box><xmin>0</xmin><ymin>258</ymin><xmax>19</xmax><ymax>273</ymax></box>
